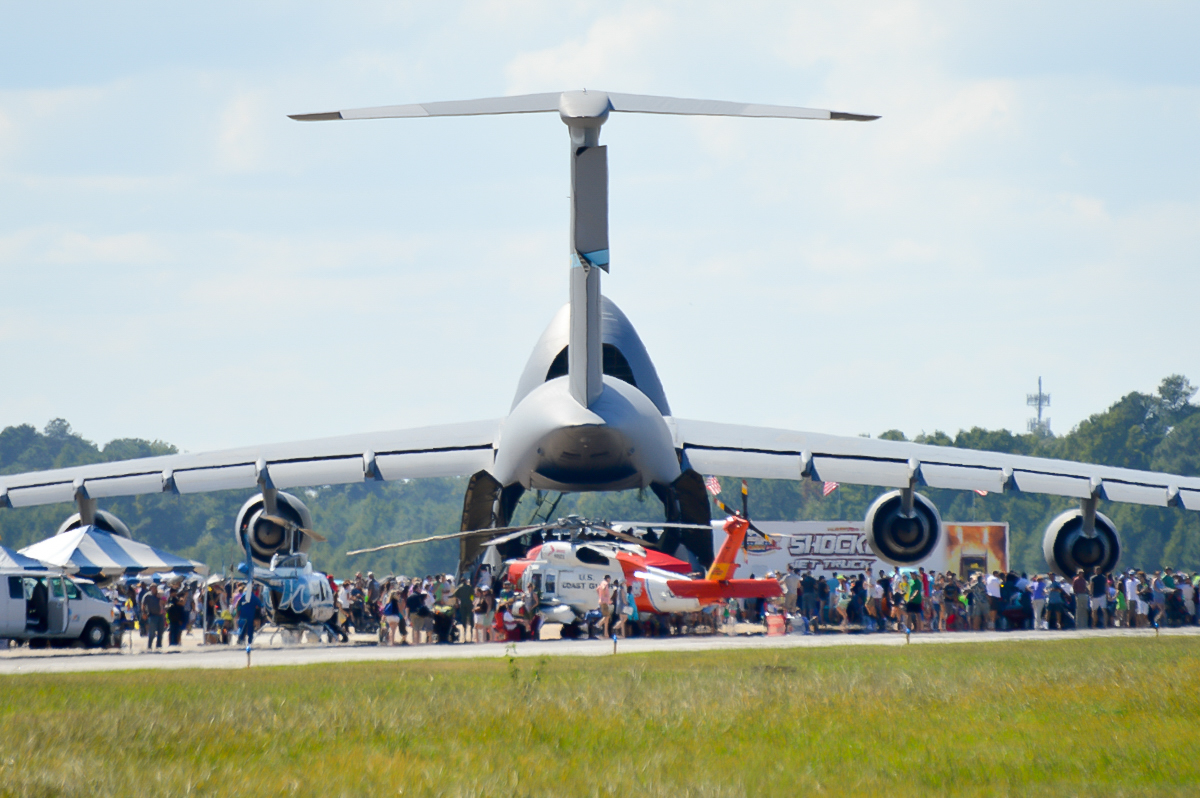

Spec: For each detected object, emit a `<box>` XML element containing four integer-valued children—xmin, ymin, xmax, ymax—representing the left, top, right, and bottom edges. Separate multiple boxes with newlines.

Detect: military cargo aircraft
<box><xmin>2</xmin><ymin>90</ymin><xmax>1198</xmax><ymax>578</ymax></box>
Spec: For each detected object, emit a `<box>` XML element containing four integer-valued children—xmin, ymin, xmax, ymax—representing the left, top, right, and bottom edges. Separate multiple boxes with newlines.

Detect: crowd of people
<box><xmin>102</xmin><ymin>561</ymin><xmax>1200</xmax><ymax>652</ymax></box>
<box><xmin>111</xmin><ymin>581</ymin><xmax>204</xmax><ymax>649</ymax></box>
<box><xmin>764</xmin><ymin>563</ymin><xmax>1200</xmax><ymax>634</ymax></box>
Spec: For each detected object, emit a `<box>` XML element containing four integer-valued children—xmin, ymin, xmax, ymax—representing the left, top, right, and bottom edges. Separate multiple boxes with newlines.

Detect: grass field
<box><xmin>0</xmin><ymin>637</ymin><xmax>1197</xmax><ymax>797</ymax></box>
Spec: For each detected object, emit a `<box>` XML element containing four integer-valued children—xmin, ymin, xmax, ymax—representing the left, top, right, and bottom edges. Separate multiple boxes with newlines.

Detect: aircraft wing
<box><xmin>669</xmin><ymin>418</ymin><xmax>1200</xmax><ymax>510</ymax></box>
<box><xmin>0</xmin><ymin>420</ymin><xmax>500</xmax><ymax>509</ymax></box>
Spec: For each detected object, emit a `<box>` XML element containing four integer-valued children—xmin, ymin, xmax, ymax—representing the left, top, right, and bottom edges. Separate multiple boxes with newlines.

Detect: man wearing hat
<box><xmin>140</xmin><ymin>584</ymin><xmax>166</xmax><ymax>651</ymax></box>
<box><xmin>453</xmin><ymin>577</ymin><xmax>473</xmax><ymax>642</ymax></box>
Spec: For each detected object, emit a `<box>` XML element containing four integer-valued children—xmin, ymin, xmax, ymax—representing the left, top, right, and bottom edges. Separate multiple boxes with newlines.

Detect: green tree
<box><xmin>1</xmin><ymin>374</ymin><xmax>1199</xmax><ymax>576</ymax></box>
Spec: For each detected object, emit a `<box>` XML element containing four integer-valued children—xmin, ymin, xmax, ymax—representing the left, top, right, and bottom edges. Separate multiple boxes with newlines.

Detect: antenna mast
<box><xmin>1026</xmin><ymin>377</ymin><xmax>1051</xmax><ymax>436</ymax></box>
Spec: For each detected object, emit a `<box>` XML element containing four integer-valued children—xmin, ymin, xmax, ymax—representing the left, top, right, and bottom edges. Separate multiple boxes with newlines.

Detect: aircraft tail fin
<box><xmin>291</xmin><ymin>91</ymin><xmax>876</xmax><ymax>410</ymax></box>
<box><xmin>706</xmin><ymin>515</ymin><xmax>749</xmax><ymax>581</ymax></box>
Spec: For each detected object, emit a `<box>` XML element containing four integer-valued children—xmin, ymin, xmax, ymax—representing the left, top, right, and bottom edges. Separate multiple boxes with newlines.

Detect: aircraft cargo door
<box><xmin>46</xmin><ymin>576</ymin><xmax>68</xmax><ymax>634</ymax></box>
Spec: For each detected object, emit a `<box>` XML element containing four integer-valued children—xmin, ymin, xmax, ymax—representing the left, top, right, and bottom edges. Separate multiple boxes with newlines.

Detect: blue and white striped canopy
<box><xmin>0</xmin><ymin>544</ymin><xmax>48</xmax><ymax>571</ymax></box>
<box><xmin>19</xmin><ymin>526</ymin><xmax>208</xmax><ymax>579</ymax></box>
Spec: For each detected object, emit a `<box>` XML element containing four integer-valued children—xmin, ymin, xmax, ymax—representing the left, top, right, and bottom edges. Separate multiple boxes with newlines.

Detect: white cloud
<box><xmin>215</xmin><ymin>92</ymin><xmax>270</xmax><ymax>173</ymax></box>
<box><xmin>0</xmin><ymin>109</ymin><xmax>15</xmax><ymax>163</ymax></box>
<box><xmin>0</xmin><ymin>228</ymin><xmax>169</xmax><ymax>266</ymax></box>
<box><xmin>504</xmin><ymin>7</ymin><xmax>672</xmax><ymax>93</ymax></box>
<box><xmin>44</xmin><ymin>231</ymin><xmax>169</xmax><ymax>265</ymax></box>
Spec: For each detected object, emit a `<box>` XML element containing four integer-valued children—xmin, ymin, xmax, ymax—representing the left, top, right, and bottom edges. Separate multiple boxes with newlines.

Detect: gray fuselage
<box><xmin>492</xmin><ymin>298</ymin><xmax>681</xmax><ymax>492</ymax></box>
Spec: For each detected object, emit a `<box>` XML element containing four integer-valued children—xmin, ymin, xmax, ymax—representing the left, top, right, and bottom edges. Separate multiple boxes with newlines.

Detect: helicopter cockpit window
<box><xmin>575</xmin><ymin>546</ymin><xmax>610</xmax><ymax>566</ymax></box>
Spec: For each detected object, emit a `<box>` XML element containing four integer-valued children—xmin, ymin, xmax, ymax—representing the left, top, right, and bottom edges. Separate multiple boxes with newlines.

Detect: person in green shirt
<box><xmin>904</xmin><ymin>574</ymin><xmax>923</xmax><ymax>631</ymax></box>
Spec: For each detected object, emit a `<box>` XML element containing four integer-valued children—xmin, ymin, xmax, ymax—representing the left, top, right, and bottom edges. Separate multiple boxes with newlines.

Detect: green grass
<box><xmin>1</xmin><ymin>638</ymin><xmax>1197</xmax><ymax>797</ymax></box>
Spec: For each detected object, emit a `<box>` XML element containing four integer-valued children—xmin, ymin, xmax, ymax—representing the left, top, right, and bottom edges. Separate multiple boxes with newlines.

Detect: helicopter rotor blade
<box><xmin>480</xmin><ymin>526</ymin><xmax>551</xmax><ymax>547</ymax></box>
<box><xmin>587</xmin><ymin>525</ymin><xmax>654</xmax><ymax>546</ymax></box>
<box><xmin>259</xmin><ymin>513</ymin><xmax>327</xmax><ymax>543</ymax></box>
<box><xmin>346</xmin><ymin>523</ymin><xmax>545</xmax><ymax>556</ymax></box>
<box><xmin>609</xmin><ymin>521</ymin><xmax>715</xmax><ymax>531</ymax></box>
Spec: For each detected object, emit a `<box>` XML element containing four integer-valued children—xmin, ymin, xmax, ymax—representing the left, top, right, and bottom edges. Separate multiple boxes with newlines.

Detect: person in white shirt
<box><xmin>337</xmin><ymin>582</ymin><xmax>353</xmax><ymax>631</ymax></box>
<box><xmin>985</xmin><ymin>571</ymin><xmax>1002</xmax><ymax>630</ymax></box>
<box><xmin>1179</xmin><ymin>575</ymin><xmax>1195</xmax><ymax>619</ymax></box>
<box><xmin>1123</xmin><ymin>572</ymin><xmax>1139</xmax><ymax>628</ymax></box>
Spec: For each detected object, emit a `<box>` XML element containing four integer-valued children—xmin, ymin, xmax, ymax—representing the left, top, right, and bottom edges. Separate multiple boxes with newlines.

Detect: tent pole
<box><xmin>200</xmin><ymin>580</ymin><xmax>206</xmax><ymax>647</ymax></box>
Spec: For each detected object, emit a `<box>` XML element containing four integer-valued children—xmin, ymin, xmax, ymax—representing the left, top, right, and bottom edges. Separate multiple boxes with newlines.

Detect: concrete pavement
<box><xmin>2</xmin><ymin>625</ymin><xmax>1196</xmax><ymax>675</ymax></box>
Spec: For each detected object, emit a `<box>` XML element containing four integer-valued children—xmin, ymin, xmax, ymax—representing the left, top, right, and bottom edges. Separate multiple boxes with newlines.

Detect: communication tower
<box><xmin>1027</xmin><ymin>376</ymin><xmax>1051</xmax><ymax>436</ymax></box>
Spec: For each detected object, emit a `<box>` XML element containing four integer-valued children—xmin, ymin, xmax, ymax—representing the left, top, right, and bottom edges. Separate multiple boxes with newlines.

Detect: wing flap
<box><xmin>174</xmin><ymin>465</ymin><xmax>258</xmax><ymax>494</ymax></box>
<box><xmin>684</xmin><ymin>449</ymin><xmax>801</xmax><ymax>480</ymax></box>
<box><xmin>269</xmin><ymin>458</ymin><xmax>364</xmax><ymax>489</ymax></box>
<box><xmin>1011</xmin><ymin>471</ymin><xmax>1093</xmax><ymax>498</ymax></box>
<box><xmin>1101</xmin><ymin>481</ymin><xmax>1170</xmax><ymax>507</ymax></box>
<box><xmin>812</xmin><ymin>456</ymin><xmax>910</xmax><ymax>488</ymax></box>
<box><xmin>1179</xmin><ymin>490</ymin><xmax>1200</xmax><ymax>512</ymax></box>
<box><xmin>920</xmin><ymin>464</ymin><xmax>1005</xmax><ymax>493</ymax></box>
<box><xmin>7</xmin><ymin>482</ymin><xmax>76</xmax><ymax>508</ymax></box>
<box><xmin>86</xmin><ymin>473</ymin><xmax>166</xmax><ymax>499</ymax></box>
<box><xmin>375</xmin><ymin>449</ymin><xmax>493</xmax><ymax>480</ymax></box>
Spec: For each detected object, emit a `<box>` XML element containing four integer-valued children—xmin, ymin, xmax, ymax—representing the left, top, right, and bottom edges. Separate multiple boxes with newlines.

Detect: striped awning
<box><xmin>0</xmin><ymin>544</ymin><xmax>49</xmax><ymax>571</ymax></box>
<box><xmin>19</xmin><ymin>526</ymin><xmax>208</xmax><ymax>579</ymax></box>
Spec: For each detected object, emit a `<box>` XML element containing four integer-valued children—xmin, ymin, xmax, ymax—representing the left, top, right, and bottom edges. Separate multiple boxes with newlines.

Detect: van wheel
<box><xmin>81</xmin><ymin>620</ymin><xmax>110</xmax><ymax>649</ymax></box>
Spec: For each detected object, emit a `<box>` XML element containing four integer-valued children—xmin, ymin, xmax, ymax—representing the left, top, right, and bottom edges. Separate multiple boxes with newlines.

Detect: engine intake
<box><xmin>234</xmin><ymin>492</ymin><xmax>313</xmax><ymax>567</ymax></box>
<box><xmin>1042</xmin><ymin>508</ymin><xmax>1120</xmax><ymax>576</ymax></box>
<box><xmin>864</xmin><ymin>490</ymin><xmax>942</xmax><ymax>566</ymax></box>
<box><xmin>57</xmin><ymin>510</ymin><xmax>131</xmax><ymax>538</ymax></box>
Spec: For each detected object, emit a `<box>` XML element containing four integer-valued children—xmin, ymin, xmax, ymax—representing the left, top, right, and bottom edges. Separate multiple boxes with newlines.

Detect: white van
<box><xmin>1</xmin><ymin>571</ymin><xmax>116</xmax><ymax>648</ymax></box>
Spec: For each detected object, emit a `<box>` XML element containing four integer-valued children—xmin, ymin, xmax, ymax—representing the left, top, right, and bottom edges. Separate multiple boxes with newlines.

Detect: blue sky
<box><xmin>1</xmin><ymin>2</ymin><xmax>1197</xmax><ymax>453</ymax></box>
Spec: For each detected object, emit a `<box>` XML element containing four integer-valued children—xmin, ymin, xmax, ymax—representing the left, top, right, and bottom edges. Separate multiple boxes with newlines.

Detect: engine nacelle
<box><xmin>234</xmin><ymin>492</ymin><xmax>313</xmax><ymax>567</ymax></box>
<box><xmin>57</xmin><ymin>510</ymin><xmax>131</xmax><ymax>538</ymax></box>
<box><xmin>1042</xmin><ymin>508</ymin><xmax>1120</xmax><ymax>577</ymax></box>
<box><xmin>864</xmin><ymin>490</ymin><xmax>942</xmax><ymax>566</ymax></box>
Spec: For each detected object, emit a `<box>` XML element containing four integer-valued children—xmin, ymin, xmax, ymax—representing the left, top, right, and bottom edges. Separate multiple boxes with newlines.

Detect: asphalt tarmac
<box><xmin>2</xmin><ymin>625</ymin><xmax>1196</xmax><ymax>675</ymax></box>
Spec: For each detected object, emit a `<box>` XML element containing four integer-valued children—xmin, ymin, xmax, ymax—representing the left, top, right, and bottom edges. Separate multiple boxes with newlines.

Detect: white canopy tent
<box><xmin>0</xmin><ymin>544</ymin><xmax>49</xmax><ymax>571</ymax></box>
<box><xmin>19</xmin><ymin>526</ymin><xmax>208</xmax><ymax>581</ymax></box>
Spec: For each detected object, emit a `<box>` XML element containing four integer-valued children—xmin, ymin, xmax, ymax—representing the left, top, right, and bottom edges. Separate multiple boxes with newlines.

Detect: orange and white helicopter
<box><xmin>349</xmin><ymin>484</ymin><xmax>782</xmax><ymax>628</ymax></box>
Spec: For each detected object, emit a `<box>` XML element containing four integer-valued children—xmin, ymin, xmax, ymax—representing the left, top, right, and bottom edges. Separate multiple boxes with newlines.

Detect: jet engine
<box><xmin>864</xmin><ymin>490</ymin><xmax>942</xmax><ymax>566</ymax></box>
<box><xmin>234</xmin><ymin>491</ymin><xmax>313</xmax><ymax>566</ymax></box>
<box><xmin>57</xmin><ymin>509</ymin><xmax>132</xmax><ymax>538</ymax></box>
<box><xmin>1042</xmin><ymin>508</ymin><xmax>1120</xmax><ymax>576</ymax></box>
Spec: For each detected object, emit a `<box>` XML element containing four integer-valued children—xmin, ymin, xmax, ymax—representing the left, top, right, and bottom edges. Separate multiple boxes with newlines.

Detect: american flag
<box><xmin>823</xmin><ymin>481</ymin><xmax>839</xmax><ymax>496</ymax></box>
<box><xmin>704</xmin><ymin>476</ymin><xmax>721</xmax><ymax>496</ymax></box>
<box><xmin>974</xmin><ymin>489</ymin><xmax>989</xmax><ymax>497</ymax></box>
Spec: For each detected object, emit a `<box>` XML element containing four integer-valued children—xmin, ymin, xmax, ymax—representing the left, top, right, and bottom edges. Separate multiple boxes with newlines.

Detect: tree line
<box><xmin>2</xmin><ymin>375</ymin><xmax>1198</xmax><ymax>577</ymax></box>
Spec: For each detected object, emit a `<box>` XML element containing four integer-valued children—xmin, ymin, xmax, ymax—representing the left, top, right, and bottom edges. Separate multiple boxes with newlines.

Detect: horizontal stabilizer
<box><xmin>666</xmin><ymin>578</ymin><xmax>783</xmax><ymax>601</ymax></box>
<box><xmin>290</xmin><ymin>92</ymin><xmax>562</xmax><ymax>121</ymax></box>
<box><xmin>290</xmin><ymin>91</ymin><xmax>878</xmax><ymax>124</ymax></box>
<box><xmin>608</xmin><ymin>93</ymin><xmax>878</xmax><ymax>121</ymax></box>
